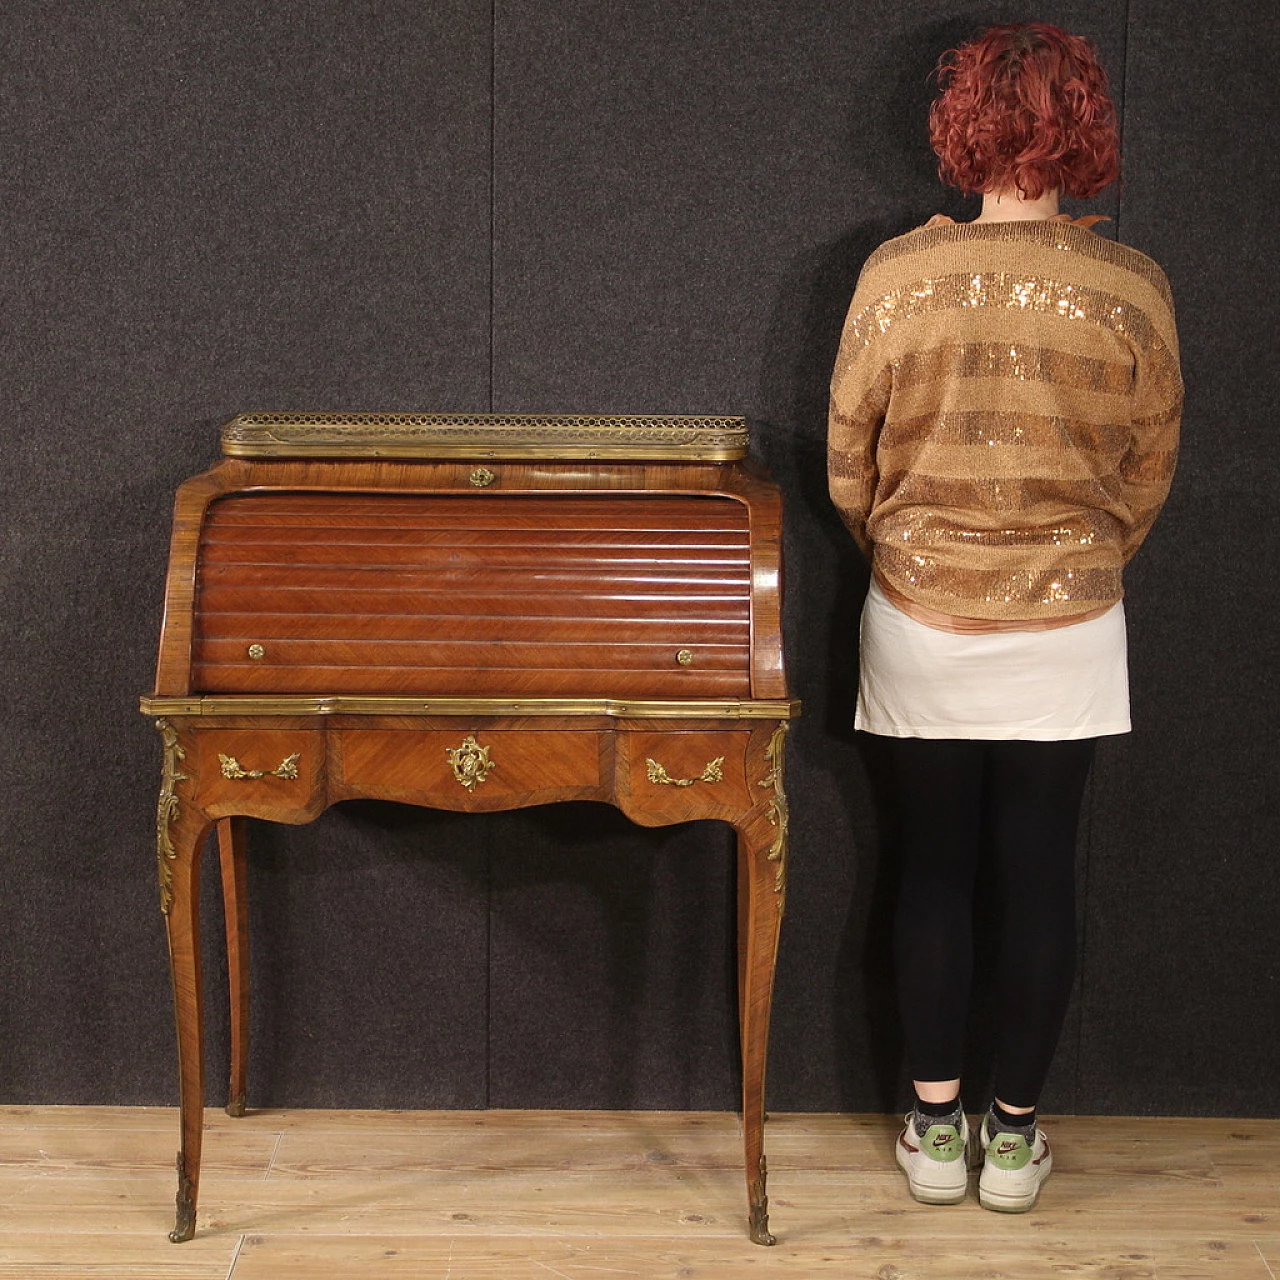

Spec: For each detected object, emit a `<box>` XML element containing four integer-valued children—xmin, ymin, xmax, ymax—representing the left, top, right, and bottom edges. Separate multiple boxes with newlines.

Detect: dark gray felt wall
<box><xmin>1</xmin><ymin>2</ymin><xmax>1275</xmax><ymax>1115</ymax></box>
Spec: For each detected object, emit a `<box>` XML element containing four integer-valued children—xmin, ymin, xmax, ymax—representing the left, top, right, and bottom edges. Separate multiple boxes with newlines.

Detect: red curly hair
<box><xmin>929</xmin><ymin>24</ymin><xmax>1120</xmax><ymax>200</ymax></box>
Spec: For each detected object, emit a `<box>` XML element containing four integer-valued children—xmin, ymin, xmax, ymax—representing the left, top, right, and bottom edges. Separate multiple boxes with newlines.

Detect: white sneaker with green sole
<box><xmin>978</xmin><ymin>1116</ymin><xmax>1052</xmax><ymax>1212</ymax></box>
<box><xmin>895</xmin><ymin>1109</ymin><xmax>969</xmax><ymax>1204</ymax></box>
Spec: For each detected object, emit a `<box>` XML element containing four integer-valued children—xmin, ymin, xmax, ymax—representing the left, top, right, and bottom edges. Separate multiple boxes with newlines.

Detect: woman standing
<box><xmin>828</xmin><ymin>24</ymin><xmax>1181</xmax><ymax>1211</ymax></box>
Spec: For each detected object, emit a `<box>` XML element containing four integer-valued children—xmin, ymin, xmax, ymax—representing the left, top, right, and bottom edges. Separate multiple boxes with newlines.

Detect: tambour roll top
<box><xmin>192</xmin><ymin>490</ymin><xmax>752</xmax><ymax>698</ymax></box>
<box><xmin>148</xmin><ymin>414</ymin><xmax>793</xmax><ymax>710</ymax></box>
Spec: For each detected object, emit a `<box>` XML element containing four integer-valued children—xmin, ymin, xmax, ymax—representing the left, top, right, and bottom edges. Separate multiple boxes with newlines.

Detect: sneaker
<box><xmin>895</xmin><ymin>1109</ymin><xmax>969</xmax><ymax>1204</ymax></box>
<box><xmin>978</xmin><ymin>1115</ymin><xmax>1052</xmax><ymax>1212</ymax></box>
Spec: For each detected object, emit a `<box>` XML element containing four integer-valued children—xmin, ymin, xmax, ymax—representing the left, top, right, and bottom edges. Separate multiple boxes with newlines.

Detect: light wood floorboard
<box><xmin>0</xmin><ymin>1107</ymin><xmax>1276</xmax><ymax>1278</ymax></box>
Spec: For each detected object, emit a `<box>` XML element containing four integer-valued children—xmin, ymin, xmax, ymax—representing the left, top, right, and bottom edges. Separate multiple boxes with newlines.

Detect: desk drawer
<box><xmin>192</xmin><ymin>729</ymin><xmax>324</xmax><ymax>812</ymax></box>
<box><xmin>619</xmin><ymin>731</ymin><xmax>752</xmax><ymax>811</ymax></box>
<box><xmin>335</xmin><ymin>729</ymin><xmax>604</xmax><ymax>802</ymax></box>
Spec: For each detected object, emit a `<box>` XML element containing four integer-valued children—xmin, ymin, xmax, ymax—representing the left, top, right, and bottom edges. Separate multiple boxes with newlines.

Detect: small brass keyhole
<box><xmin>469</xmin><ymin>467</ymin><xmax>496</xmax><ymax>487</ymax></box>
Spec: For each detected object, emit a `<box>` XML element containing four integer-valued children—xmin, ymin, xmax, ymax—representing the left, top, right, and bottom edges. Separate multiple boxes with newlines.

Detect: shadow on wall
<box><xmin>484</xmin><ymin>803</ymin><xmax>739</xmax><ymax>1111</ymax></box>
<box><xmin>240</xmin><ymin>798</ymin><xmax>740</xmax><ymax>1112</ymax></box>
<box><xmin>242</xmin><ymin>800</ymin><xmax>491</xmax><ymax>1110</ymax></box>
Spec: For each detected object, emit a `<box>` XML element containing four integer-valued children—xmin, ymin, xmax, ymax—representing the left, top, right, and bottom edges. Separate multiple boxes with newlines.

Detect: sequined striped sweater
<box><xmin>828</xmin><ymin>218</ymin><xmax>1182</xmax><ymax>621</ymax></box>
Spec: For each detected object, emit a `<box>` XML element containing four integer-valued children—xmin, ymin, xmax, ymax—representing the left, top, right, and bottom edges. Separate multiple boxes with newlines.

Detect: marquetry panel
<box><xmin>333</xmin><ymin>728</ymin><xmax>605</xmax><ymax>805</ymax></box>
<box><xmin>618</xmin><ymin>731</ymin><xmax>754</xmax><ymax>813</ymax></box>
<box><xmin>190</xmin><ymin>729</ymin><xmax>326</xmax><ymax>816</ymax></box>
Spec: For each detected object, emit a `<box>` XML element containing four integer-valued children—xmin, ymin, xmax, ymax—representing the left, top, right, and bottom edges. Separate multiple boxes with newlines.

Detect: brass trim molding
<box><xmin>154</xmin><ymin>719</ymin><xmax>188</xmax><ymax>916</ymax></box>
<box><xmin>645</xmin><ymin>756</ymin><xmax>724</xmax><ymax>787</ymax></box>
<box><xmin>140</xmin><ymin>694</ymin><xmax>802</xmax><ymax>720</ymax></box>
<box><xmin>757</xmin><ymin>723</ymin><xmax>790</xmax><ymax>909</ymax></box>
<box><xmin>221</xmin><ymin>412</ymin><xmax>749</xmax><ymax>461</ymax></box>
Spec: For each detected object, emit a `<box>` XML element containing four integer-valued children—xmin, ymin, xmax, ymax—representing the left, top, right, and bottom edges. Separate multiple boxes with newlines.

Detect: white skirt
<box><xmin>855</xmin><ymin>578</ymin><xmax>1131</xmax><ymax>741</ymax></box>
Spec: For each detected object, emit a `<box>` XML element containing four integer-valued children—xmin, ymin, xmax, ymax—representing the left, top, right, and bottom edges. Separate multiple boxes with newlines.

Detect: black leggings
<box><xmin>885</xmin><ymin>736</ymin><xmax>1095</xmax><ymax>1108</ymax></box>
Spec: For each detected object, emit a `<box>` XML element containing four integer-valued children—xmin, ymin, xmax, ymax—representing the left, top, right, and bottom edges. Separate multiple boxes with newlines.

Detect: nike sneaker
<box><xmin>978</xmin><ymin>1114</ymin><xmax>1052</xmax><ymax>1212</ymax></box>
<box><xmin>895</xmin><ymin>1108</ymin><xmax>969</xmax><ymax>1204</ymax></box>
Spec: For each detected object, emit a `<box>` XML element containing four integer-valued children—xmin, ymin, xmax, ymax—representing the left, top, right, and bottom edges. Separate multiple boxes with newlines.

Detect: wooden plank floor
<box><xmin>1</xmin><ymin>1107</ymin><xmax>1276</xmax><ymax>1278</ymax></box>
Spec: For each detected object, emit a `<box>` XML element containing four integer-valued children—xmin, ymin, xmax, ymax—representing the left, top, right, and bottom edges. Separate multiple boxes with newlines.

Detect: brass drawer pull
<box><xmin>447</xmin><ymin>735</ymin><xmax>495</xmax><ymax>790</ymax></box>
<box><xmin>469</xmin><ymin>466</ymin><xmax>496</xmax><ymax>487</ymax></box>
<box><xmin>645</xmin><ymin>756</ymin><xmax>724</xmax><ymax>787</ymax></box>
<box><xmin>219</xmin><ymin>753</ymin><xmax>300</xmax><ymax>781</ymax></box>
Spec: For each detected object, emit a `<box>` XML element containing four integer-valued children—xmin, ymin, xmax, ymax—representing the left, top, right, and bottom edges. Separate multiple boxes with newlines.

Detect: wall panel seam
<box><xmin>485</xmin><ymin>0</ymin><xmax>497</xmax><ymax>1108</ymax></box>
<box><xmin>488</xmin><ymin>0</ymin><xmax>497</xmax><ymax>415</ymax></box>
<box><xmin>1115</xmin><ymin>0</ymin><xmax>1132</xmax><ymax>245</ymax></box>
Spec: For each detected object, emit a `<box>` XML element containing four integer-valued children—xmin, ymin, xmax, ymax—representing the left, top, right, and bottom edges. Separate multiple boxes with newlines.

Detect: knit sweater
<box><xmin>828</xmin><ymin>218</ymin><xmax>1182</xmax><ymax>621</ymax></box>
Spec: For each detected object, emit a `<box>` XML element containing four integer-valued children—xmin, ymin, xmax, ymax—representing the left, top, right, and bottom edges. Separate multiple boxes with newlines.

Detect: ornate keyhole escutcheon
<box><xmin>447</xmin><ymin>734</ymin><xmax>495</xmax><ymax>790</ymax></box>
<box><xmin>469</xmin><ymin>466</ymin><xmax>496</xmax><ymax>487</ymax></box>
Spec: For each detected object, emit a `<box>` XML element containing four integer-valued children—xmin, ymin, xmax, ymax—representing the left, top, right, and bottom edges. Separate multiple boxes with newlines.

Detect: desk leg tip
<box><xmin>226</xmin><ymin>1095</ymin><xmax>246</xmax><ymax>1118</ymax></box>
<box><xmin>749</xmin><ymin>1158</ymin><xmax>775</xmax><ymax>1245</ymax></box>
<box><xmin>749</xmin><ymin>1204</ymin><xmax>776</xmax><ymax>1246</ymax></box>
<box><xmin>170</xmin><ymin>1152</ymin><xmax>196</xmax><ymax>1243</ymax></box>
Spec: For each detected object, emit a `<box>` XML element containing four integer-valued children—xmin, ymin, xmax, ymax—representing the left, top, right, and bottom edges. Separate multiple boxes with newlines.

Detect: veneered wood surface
<box><xmin>179</xmin><ymin>720</ymin><xmax>768</xmax><ymax>825</ymax></box>
<box><xmin>150</xmin><ymin>457</ymin><xmax>788</xmax><ymax>699</ymax></box>
<box><xmin>156</xmin><ymin>712</ymin><xmax>789</xmax><ymax>1245</ymax></box>
<box><xmin>189</xmin><ymin>729</ymin><xmax>327</xmax><ymax>823</ymax></box>
<box><xmin>148</xmin><ymin>448</ymin><xmax>795</xmax><ymax>1245</ymax></box>
<box><xmin>192</xmin><ymin>491</ymin><xmax>752</xmax><ymax>698</ymax></box>
<box><xmin>616</xmin><ymin>730</ymin><xmax>755</xmax><ymax>820</ymax></box>
<box><xmin>216</xmin><ymin>820</ymin><xmax>249</xmax><ymax>1120</ymax></box>
<box><xmin>178</xmin><ymin>716</ymin><xmax>781</xmax><ymax>1183</ymax></box>
<box><xmin>334</xmin><ymin>726</ymin><xmax>607</xmax><ymax>806</ymax></box>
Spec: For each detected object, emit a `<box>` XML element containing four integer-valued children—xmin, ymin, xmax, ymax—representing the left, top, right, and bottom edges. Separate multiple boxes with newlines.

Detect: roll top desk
<box><xmin>141</xmin><ymin>413</ymin><xmax>799</xmax><ymax>1245</ymax></box>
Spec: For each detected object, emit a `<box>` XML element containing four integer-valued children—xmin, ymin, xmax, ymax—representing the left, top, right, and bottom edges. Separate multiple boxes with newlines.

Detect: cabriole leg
<box><xmin>155</xmin><ymin>719</ymin><xmax>210</xmax><ymax>1243</ymax></box>
<box><xmin>736</xmin><ymin>721</ymin><xmax>789</xmax><ymax>1246</ymax></box>
<box><xmin>164</xmin><ymin>816</ymin><xmax>211</xmax><ymax>1242</ymax></box>
<box><xmin>736</xmin><ymin>819</ymin><xmax>786</xmax><ymax>1246</ymax></box>
<box><xmin>217</xmin><ymin>817</ymin><xmax>250</xmax><ymax>1117</ymax></box>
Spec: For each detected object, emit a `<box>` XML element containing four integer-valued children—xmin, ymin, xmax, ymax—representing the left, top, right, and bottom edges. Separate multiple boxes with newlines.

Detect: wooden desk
<box><xmin>141</xmin><ymin>414</ymin><xmax>799</xmax><ymax>1245</ymax></box>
